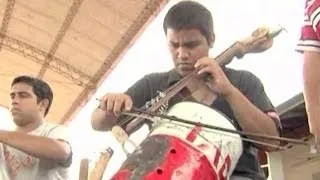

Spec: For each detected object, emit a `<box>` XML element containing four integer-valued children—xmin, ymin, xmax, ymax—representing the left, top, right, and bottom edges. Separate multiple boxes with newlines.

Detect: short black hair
<box><xmin>11</xmin><ymin>76</ymin><xmax>53</xmax><ymax>117</ymax></box>
<box><xmin>163</xmin><ymin>1</ymin><xmax>214</xmax><ymax>43</ymax></box>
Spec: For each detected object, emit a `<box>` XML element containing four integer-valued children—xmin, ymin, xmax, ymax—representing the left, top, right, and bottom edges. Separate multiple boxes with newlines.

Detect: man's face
<box><xmin>9</xmin><ymin>83</ymin><xmax>44</xmax><ymax>126</ymax></box>
<box><xmin>166</xmin><ymin>28</ymin><xmax>212</xmax><ymax>77</ymax></box>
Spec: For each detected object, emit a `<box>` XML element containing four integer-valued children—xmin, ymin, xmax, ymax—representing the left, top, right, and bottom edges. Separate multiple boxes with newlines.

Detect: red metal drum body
<box><xmin>111</xmin><ymin>135</ymin><xmax>230</xmax><ymax>180</ymax></box>
<box><xmin>111</xmin><ymin>102</ymin><xmax>243</xmax><ymax>180</ymax></box>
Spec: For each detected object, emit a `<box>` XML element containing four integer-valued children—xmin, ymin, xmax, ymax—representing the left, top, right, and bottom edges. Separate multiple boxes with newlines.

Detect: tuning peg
<box><xmin>268</xmin><ymin>25</ymin><xmax>287</xmax><ymax>38</ymax></box>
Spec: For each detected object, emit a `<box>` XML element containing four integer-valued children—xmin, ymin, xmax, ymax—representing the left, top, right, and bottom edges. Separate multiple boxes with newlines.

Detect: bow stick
<box><xmin>121</xmin><ymin>107</ymin><xmax>308</xmax><ymax>146</ymax></box>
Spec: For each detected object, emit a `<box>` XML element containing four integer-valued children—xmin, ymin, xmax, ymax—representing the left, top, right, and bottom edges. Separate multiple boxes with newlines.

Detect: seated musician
<box><xmin>0</xmin><ymin>76</ymin><xmax>72</xmax><ymax>180</ymax></box>
<box><xmin>91</xmin><ymin>1</ymin><xmax>282</xmax><ymax>180</ymax></box>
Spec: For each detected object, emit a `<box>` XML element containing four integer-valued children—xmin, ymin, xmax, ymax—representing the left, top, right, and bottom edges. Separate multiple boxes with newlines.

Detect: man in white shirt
<box><xmin>0</xmin><ymin>75</ymin><xmax>72</xmax><ymax>180</ymax></box>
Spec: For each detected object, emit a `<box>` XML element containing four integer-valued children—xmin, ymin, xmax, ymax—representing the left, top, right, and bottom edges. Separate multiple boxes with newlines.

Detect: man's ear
<box><xmin>39</xmin><ymin>99</ymin><xmax>49</xmax><ymax>113</ymax></box>
<box><xmin>208</xmin><ymin>34</ymin><xmax>215</xmax><ymax>48</ymax></box>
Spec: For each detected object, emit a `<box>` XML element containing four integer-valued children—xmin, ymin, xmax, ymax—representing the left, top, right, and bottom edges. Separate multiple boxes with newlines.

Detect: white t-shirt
<box><xmin>0</xmin><ymin>123</ymin><xmax>72</xmax><ymax>180</ymax></box>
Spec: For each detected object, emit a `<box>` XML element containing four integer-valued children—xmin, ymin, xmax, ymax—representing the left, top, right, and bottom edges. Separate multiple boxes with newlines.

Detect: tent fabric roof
<box><xmin>0</xmin><ymin>0</ymin><xmax>167</xmax><ymax>124</ymax></box>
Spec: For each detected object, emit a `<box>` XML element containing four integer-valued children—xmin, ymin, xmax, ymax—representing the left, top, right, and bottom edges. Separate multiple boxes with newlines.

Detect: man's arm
<box><xmin>91</xmin><ymin>75</ymin><xmax>152</xmax><ymax>131</ymax></box>
<box><xmin>303</xmin><ymin>52</ymin><xmax>320</xmax><ymax>134</ymax></box>
<box><xmin>224</xmin><ymin>87</ymin><xmax>280</xmax><ymax>150</ymax></box>
<box><xmin>222</xmin><ymin>71</ymin><xmax>281</xmax><ymax>151</ymax></box>
<box><xmin>0</xmin><ymin>130</ymin><xmax>71</xmax><ymax>164</ymax></box>
<box><xmin>295</xmin><ymin>0</ymin><xmax>320</xmax><ymax>148</ymax></box>
<box><xmin>195</xmin><ymin>58</ymin><xmax>281</xmax><ymax>151</ymax></box>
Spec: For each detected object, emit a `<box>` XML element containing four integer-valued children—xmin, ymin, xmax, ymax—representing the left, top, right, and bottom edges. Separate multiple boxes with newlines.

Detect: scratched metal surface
<box><xmin>119</xmin><ymin>135</ymin><xmax>169</xmax><ymax>179</ymax></box>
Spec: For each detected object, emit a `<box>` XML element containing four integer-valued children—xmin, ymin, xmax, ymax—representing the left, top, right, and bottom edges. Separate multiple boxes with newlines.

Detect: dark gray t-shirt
<box><xmin>122</xmin><ymin>68</ymin><xmax>281</xmax><ymax>180</ymax></box>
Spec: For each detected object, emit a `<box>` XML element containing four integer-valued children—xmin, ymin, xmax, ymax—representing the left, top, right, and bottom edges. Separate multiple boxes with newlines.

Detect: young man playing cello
<box><xmin>91</xmin><ymin>1</ymin><xmax>281</xmax><ymax>179</ymax></box>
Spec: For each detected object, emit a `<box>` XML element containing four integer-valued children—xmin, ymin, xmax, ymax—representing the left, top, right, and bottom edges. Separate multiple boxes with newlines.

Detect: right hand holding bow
<box><xmin>99</xmin><ymin>93</ymin><xmax>133</xmax><ymax>117</ymax></box>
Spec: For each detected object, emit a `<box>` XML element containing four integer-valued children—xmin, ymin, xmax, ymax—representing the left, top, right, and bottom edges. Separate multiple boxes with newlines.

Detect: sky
<box><xmin>0</xmin><ymin>0</ymin><xmax>307</xmax><ymax>179</ymax></box>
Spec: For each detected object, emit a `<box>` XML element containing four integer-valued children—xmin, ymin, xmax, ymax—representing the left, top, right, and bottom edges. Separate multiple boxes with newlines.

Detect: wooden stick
<box><xmin>79</xmin><ymin>158</ymin><xmax>89</xmax><ymax>180</ymax></box>
<box><xmin>89</xmin><ymin>126</ymin><xmax>129</xmax><ymax>180</ymax></box>
<box><xmin>89</xmin><ymin>147</ymin><xmax>113</xmax><ymax>180</ymax></box>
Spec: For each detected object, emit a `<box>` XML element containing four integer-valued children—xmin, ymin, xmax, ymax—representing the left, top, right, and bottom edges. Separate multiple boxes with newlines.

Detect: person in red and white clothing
<box><xmin>296</xmin><ymin>0</ymin><xmax>320</xmax><ymax>152</ymax></box>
